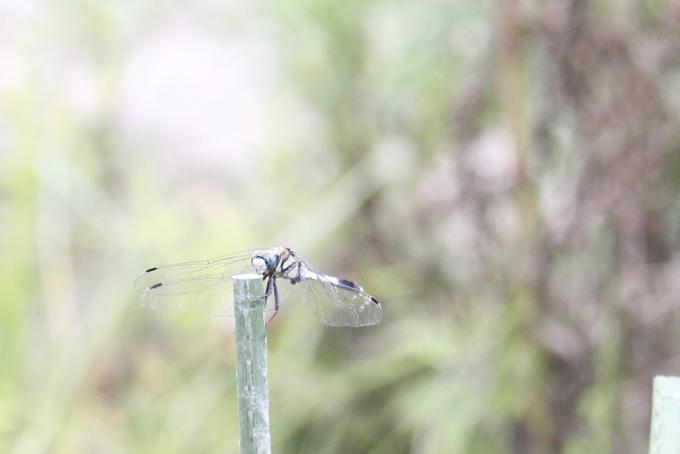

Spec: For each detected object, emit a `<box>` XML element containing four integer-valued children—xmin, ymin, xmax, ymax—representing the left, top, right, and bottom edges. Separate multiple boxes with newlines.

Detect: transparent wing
<box><xmin>134</xmin><ymin>250</ymin><xmax>253</xmax><ymax>292</ymax></box>
<box><xmin>296</xmin><ymin>267</ymin><xmax>383</xmax><ymax>327</ymax></box>
<box><xmin>133</xmin><ymin>251</ymin><xmax>267</xmax><ymax>316</ymax></box>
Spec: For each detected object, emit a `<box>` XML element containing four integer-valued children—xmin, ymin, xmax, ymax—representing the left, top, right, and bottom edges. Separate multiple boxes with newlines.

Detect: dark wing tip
<box><xmin>337</xmin><ymin>278</ymin><xmax>361</xmax><ymax>291</ymax></box>
<box><xmin>371</xmin><ymin>297</ymin><xmax>381</xmax><ymax>306</ymax></box>
<box><xmin>149</xmin><ymin>282</ymin><xmax>163</xmax><ymax>290</ymax></box>
<box><xmin>145</xmin><ymin>267</ymin><xmax>158</xmax><ymax>273</ymax></box>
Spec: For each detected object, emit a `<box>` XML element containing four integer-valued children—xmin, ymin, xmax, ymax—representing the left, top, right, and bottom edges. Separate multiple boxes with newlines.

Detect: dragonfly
<box><xmin>134</xmin><ymin>246</ymin><xmax>383</xmax><ymax>327</ymax></box>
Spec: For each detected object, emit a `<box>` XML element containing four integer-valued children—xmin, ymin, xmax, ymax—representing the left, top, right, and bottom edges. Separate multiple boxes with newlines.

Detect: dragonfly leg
<box><xmin>262</xmin><ymin>274</ymin><xmax>273</xmax><ymax>299</ymax></box>
<box><xmin>265</xmin><ymin>277</ymin><xmax>280</xmax><ymax>327</ymax></box>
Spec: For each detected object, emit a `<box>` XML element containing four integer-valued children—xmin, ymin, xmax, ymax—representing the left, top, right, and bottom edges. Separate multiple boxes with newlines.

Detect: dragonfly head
<box><xmin>251</xmin><ymin>249</ymin><xmax>279</xmax><ymax>275</ymax></box>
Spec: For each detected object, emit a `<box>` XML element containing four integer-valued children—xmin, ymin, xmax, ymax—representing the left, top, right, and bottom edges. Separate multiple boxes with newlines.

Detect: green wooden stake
<box><xmin>648</xmin><ymin>376</ymin><xmax>680</xmax><ymax>454</ymax></box>
<box><xmin>233</xmin><ymin>274</ymin><xmax>271</xmax><ymax>454</ymax></box>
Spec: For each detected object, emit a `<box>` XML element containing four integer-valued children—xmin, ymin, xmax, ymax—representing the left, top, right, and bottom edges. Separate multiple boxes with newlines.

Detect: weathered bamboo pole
<box><xmin>233</xmin><ymin>274</ymin><xmax>271</xmax><ymax>454</ymax></box>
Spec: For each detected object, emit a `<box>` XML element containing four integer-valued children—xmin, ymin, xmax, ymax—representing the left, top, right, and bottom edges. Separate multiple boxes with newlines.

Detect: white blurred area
<box><xmin>117</xmin><ymin>16</ymin><xmax>276</xmax><ymax>177</ymax></box>
<box><xmin>0</xmin><ymin>1</ymin><xmax>279</xmax><ymax>180</ymax></box>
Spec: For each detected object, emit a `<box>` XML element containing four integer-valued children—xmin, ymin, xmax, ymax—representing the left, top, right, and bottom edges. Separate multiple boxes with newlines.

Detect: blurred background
<box><xmin>2</xmin><ymin>0</ymin><xmax>680</xmax><ymax>453</ymax></box>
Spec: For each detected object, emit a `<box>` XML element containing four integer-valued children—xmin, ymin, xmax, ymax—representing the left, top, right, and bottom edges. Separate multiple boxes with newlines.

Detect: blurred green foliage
<box><xmin>2</xmin><ymin>1</ymin><xmax>680</xmax><ymax>453</ymax></box>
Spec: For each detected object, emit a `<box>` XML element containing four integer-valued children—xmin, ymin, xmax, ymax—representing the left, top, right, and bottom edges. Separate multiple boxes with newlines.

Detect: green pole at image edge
<box><xmin>648</xmin><ymin>376</ymin><xmax>680</xmax><ymax>454</ymax></box>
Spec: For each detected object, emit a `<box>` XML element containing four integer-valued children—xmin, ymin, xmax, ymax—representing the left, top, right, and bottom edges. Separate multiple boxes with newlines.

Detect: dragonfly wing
<box><xmin>297</xmin><ymin>271</ymin><xmax>382</xmax><ymax>327</ymax></box>
<box><xmin>134</xmin><ymin>252</ymin><xmax>262</xmax><ymax>316</ymax></box>
<box><xmin>134</xmin><ymin>251</ymin><xmax>253</xmax><ymax>291</ymax></box>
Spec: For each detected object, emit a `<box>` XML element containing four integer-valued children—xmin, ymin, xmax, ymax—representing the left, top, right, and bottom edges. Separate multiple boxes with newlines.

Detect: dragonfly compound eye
<box><xmin>251</xmin><ymin>251</ymin><xmax>278</xmax><ymax>274</ymax></box>
<box><xmin>262</xmin><ymin>252</ymin><xmax>278</xmax><ymax>270</ymax></box>
<box><xmin>251</xmin><ymin>257</ymin><xmax>267</xmax><ymax>274</ymax></box>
